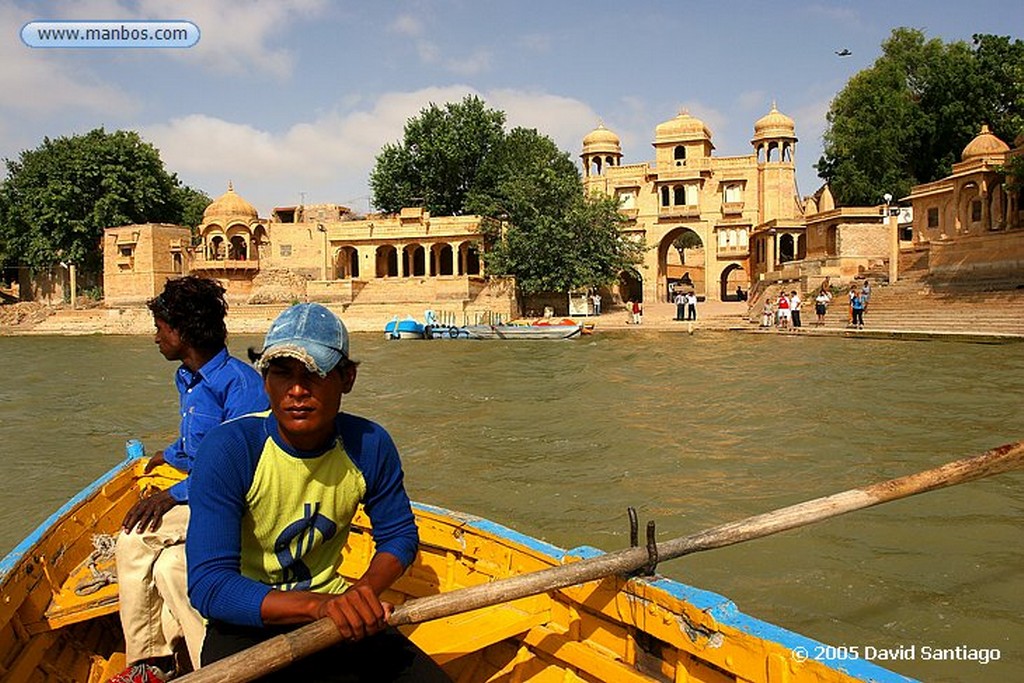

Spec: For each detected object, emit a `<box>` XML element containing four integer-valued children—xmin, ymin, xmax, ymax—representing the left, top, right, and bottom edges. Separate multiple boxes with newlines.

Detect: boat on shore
<box><xmin>0</xmin><ymin>453</ymin><xmax>913</xmax><ymax>683</ymax></box>
<box><xmin>384</xmin><ymin>316</ymin><xmax>426</xmax><ymax>339</ymax></box>
<box><xmin>464</xmin><ymin>322</ymin><xmax>585</xmax><ymax>340</ymax></box>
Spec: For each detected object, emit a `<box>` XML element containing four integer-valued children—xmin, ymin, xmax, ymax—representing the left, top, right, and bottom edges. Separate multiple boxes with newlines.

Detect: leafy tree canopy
<box><xmin>370</xmin><ymin>95</ymin><xmax>505</xmax><ymax>216</ymax></box>
<box><xmin>0</xmin><ymin>127</ymin><xmax>208</xmax><ymax>274</ymax></box>
<box><xmin>371</xmin><ymin>99</ymin><xmax>644</xmax><ymax>294</ymax></box>
<box><xmin>816</xmin><ymin>29</ymin><xmax>1024</xmax><ymax>206</ymax></box>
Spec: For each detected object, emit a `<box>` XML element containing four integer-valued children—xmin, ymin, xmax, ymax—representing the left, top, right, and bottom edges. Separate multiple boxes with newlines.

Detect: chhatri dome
<box><xmin>961</xmin><ymin>125</ymin><xmax>1010</xmax><ymax>161</ymax></box>
<box><xmin>753</xmin><ymin>102</ymin><xmax>796</xmax><ymax>139</ymax></box>
<box><xmin>202</xmin><ymin>182</ymin><xmax>259</xmax><ymax>222</ymax></box>
<box><xmin>582</xmin><ymin>122</ymin><xmax>621</xmax><ymax>154</ymax></box>
<box><xmin>655</xmin><ymin>109</ymin><xmax>712</xmax><ymax>142</ymax></box>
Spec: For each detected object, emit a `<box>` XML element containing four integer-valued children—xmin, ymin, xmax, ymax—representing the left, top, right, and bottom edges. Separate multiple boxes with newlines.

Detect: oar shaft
<box><xmin>395</xmin><ymin>440</ymin><xmax>1024</xmax><ymax>625</ymax></box>
<box><xmin>175</xmin><ymin>440</ymin><xmax>1024</xmax><ymax>683</ymax></box>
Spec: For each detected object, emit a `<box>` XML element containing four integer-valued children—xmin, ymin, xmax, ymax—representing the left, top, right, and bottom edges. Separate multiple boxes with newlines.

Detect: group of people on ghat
<box><xmin>672</xmin><ymin>290</ymin><xmax>699</xmax><ymax>321</ymax></box>
<box><xmin>759</xmin><ymin>289</ymin><xmax>804</xmax><ymax>330</ymax></box>
<box><xmin>758</xmin><ymin>278</ymin><xmax>872</xmax><ymax>331</ymax></box>
<box><xmin>109</xmin><ymin>275</ymin><xmax>451</xmax><ymax>683</ymax></box>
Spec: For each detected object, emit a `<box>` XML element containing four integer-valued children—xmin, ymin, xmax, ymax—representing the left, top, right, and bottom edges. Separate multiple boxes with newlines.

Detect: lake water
<box><xmin>1</xmin><ymin>330</ymin><xmax>1022</xmax><ymax>681</ymax></box>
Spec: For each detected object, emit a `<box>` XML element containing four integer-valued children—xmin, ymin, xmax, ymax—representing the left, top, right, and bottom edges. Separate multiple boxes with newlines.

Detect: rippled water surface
<box><xmin>1</xmin><ymin>330</ymin><xmax>1022</xmax><ymax>681</ymax></box>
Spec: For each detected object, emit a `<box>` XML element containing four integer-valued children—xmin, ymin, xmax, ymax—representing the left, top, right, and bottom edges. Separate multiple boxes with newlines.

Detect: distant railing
<box><xmin>191</xmin><ymin>257</ymin><xmax>259</xmax><ymax>271</ymax></box>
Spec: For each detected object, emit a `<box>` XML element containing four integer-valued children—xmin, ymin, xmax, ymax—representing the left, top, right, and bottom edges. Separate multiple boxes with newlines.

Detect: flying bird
<box><xmin>835</xmin><ymin>49</ymin><xmax>852</xmax><ymax>57</ymax></box>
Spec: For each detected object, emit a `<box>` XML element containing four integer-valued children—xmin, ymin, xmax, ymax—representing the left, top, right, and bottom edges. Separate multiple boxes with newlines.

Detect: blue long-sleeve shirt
<box><xmin>162</xmin><ymin>347</ymin><xmax>269</xmax><ymax>502</ymax></box>
<box><xmin>186</xmin><ymin>411</ymin><xmax>419</xmax><ymax>627</ymax></box>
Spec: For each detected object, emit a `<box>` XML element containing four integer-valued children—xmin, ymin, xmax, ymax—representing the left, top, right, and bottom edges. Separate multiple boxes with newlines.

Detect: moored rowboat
<box><xmin>1</xmin><ymin>454</ymin><xmax>915</xmax><ymax>682</ymax></box>
<box><xmin>464</xmin><ymin>323</ymin><xmax>584</xmax><ymax>340</ymax></box>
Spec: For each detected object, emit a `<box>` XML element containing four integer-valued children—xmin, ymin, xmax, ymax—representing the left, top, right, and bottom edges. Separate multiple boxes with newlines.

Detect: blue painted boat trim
<box><xmin>411</xmin><ymin>501</ymin><xmax>917</xmax><ymax>683</ymax></box>
<box><xmin>0</xmin><ymin>456</ymin><xmax>138</xmax><ymax>579</ymax></box>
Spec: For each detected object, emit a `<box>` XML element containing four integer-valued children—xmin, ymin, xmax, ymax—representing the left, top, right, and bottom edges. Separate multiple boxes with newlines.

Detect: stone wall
<box><xmin>837</xmin><ymin>222</ymin><xmax>889</xmax><ymax>257</ymax></box>
<box><xmin>103</xmin><ymin>224</ymin><xmax>190</xmax><ymax>306</ymax></box>
<box><xmin>929</xmin><ymin>231</ymin><xmax>1024</xmax><ymax>279</ymax></box>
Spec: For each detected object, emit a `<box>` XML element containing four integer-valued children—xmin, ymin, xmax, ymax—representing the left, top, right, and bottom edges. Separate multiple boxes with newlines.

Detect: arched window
<box><xmin>661</xmin><ymin>186</ymin><xmax>670</xmax><ymax>207</ymax></box>
<box><xmin>685</xmin><ymin>185</ymin><xmax>698</xmax><ymax>206</ymax></box>
<box><xmin>208</xmin><ymin>235</ymin><xmax>225</xmax><ymax>260</ymax></box>
<box><xmin>375</xmin><ymin>246</ymin><xmax>398</xmax><ymax>277</ymax></box>
<box><xmin>436</xmin><ymin>244</ymin><xmax>454</xmax><ymax>276</ymax></box>
<box><xmin>674</xmin><ymin>146</ymin><xmax>686</xmax><ymax>164</ymax></box>
<box><xmin>673</xmin><ymin>186</ymin><xmax>685</xmax><ymax>206</ymax></box>
<box><xmin>403</xmin><ymin>243</ymin><xmax>426</xmax><ymax>276</ymax></box>
<box><xmin>779</xmin><ymin>233</ymin><xmax>795</xmax><ymax>262</ymax></box>
<box><xmin>335</xmin><ymin>247</ymin><xmax>359</xmax><ymax>279</ymax></box>
<box><xmin>229</xmin><ymin>235</ymin><xmax>247</xmax><ymax>260</ymax></box>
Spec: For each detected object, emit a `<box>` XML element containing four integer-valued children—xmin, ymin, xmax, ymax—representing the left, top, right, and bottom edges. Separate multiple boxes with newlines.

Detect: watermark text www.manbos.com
<box><xmin>21</xmin><ymin>20</ymin><xmax>199</xmax><ymax>48</ymax></box>
<box><xmin>791</xmin><ymin>644</ymin><xmax>1001</xmax><ymax>666</ymax></box>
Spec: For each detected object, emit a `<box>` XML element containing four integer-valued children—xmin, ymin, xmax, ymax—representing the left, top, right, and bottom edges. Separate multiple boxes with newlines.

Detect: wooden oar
<box><xmin>176</xmin><ymin>440</ymin><xmax>1024</xmax><ymax>683</ymax></box>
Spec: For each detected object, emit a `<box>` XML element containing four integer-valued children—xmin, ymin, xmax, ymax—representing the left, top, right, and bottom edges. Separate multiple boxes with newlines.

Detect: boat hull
<box><xmin>1</xmin><ymin>460</ymin><xmax>914</xmax><ymax>683</ymax></box>
<box><xmin>384</xmin><ymin>318</ymin><xmax>426</xmax><ymax>340</ymax></box>
<box><xmin>465</xmin><ymin>324</ymin><xmax>583</xmax><ymax>340</ymax></box>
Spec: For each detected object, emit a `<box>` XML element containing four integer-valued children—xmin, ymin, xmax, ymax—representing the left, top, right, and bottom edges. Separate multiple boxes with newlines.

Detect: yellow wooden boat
<box><xmin>1</xmin><ymin>455</ymin><xmax>914</xmax><ymax>683</ymax></box>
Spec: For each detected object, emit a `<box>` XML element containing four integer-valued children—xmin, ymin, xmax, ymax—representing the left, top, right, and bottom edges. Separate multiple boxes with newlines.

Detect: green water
<box><xmin>1</xmin><ymin>331</ymin><xmax>1022</xmax><ymax>681</ymax></box>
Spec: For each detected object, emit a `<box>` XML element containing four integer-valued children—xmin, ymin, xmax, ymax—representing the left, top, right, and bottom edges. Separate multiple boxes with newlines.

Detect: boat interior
<box><xmin>1</xmin><ymin>461</ymin><xmax>878</xmax><ymax>683</ymax></box>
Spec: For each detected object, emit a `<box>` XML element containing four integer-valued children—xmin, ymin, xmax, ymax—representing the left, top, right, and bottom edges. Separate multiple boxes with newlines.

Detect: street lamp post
<box><xmin>884</xmin><ymin>193</ymin><xmax>898</xmax><ymax>284</ymax></box>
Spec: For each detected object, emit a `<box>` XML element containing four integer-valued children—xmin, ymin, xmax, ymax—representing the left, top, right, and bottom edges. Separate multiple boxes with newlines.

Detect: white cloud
<box><xmin>144</xmin><ymin>0</ymin><xmax>329</xmax><ymax>77</ymax></box>
<box><xmin>140</xmin><ymin>86</ymin><xmax>606</xmax><ymax>214</ymax></box>
<box><xmin>0</xmin><ymin>4</ymin><xmax>138</xmax><ymax>115</ymax></box>
<box><xmin>446</xmin><ymin>48</ymin><xmax>492</xmax><ymax>76</ymax></box>
<box><xmin>416</xmin><ymin>40</ymin><xmax>442</xmax><ymax>64</ymax></box>
<box><xmin>47</xmin><ymin>0</ymin><xmax>328</xmax><ymax>78</ymax></box>
<box><xmin>736</xmin><ymin>90</ymin><xmax>769</xmax><ymax>113</ymax></box>
<box><xmin>389</xmin><ymin>14</ymin><xmax>423</xmax><ymax>37</ymax></box>
<box><xmin>486</xmin><ymin>89</ymin><xmax>599</xmax><ymax>155</ymax></box>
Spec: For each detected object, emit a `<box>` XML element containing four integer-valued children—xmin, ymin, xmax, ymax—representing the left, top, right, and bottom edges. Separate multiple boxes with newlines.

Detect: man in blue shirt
<box><xmin>110</xmin><ymin>276</ymin><xmax>268</xmax><ymax>683</ymax></box>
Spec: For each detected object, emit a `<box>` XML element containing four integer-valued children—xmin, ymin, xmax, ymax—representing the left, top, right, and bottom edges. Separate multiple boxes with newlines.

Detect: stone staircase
<box><xmin>858</xmin><ymin>275</ymin><xmax>1024</xmax><ymax>336</ymax></box>
<box><xmin>742</xmin><ymin>272</ymin><xmax>1024</xmax><ymax>338</ymax></box>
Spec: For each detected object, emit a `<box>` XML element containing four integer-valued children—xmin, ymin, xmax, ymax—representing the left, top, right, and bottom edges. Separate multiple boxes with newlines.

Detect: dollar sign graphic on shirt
<box><xmin>274</xmin><ymin>502</ymin><xmax>337</xmax><ymax>590</ymax></box>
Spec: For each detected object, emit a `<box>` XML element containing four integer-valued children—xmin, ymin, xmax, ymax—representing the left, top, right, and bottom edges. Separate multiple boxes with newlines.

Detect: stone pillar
<box><xmin>888</xmin><ymin>212</ymin><xmax>899</xmax><ymax>284</ymax></box>
<box><xmin>981</xmin><ymin>179</ymin><xmax>990</xmax><ymax>230</ymax></box>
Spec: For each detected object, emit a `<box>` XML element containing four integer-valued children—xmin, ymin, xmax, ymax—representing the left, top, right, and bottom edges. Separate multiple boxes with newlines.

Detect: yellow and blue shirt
<box><xmin>186</xmin><ymin>411</ymin><xmax>418</xmax><ymax>627</ymax></box>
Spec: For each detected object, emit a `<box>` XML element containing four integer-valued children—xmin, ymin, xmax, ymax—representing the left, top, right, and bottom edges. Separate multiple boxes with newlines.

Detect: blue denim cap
<box><xmin>256</xmin><ymin>303</ymin><xmax>349</xmax><ymax>377</ymax></box>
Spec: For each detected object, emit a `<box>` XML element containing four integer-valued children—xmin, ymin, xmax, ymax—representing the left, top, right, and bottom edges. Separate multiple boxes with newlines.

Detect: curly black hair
<box><xmin>147</xmin><ymin>276</ymin><xmax>228</xmax><ymax>352</ymax></box>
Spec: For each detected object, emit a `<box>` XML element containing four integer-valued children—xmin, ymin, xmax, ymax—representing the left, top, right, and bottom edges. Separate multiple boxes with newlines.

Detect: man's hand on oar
<box><xmin>175</xmin><ymin>440</ymin><xmax>1024</xmax><ymax>683</ymax></box>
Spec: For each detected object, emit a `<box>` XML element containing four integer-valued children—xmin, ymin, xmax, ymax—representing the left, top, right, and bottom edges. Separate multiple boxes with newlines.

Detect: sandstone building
<box><xmin>903</xmin><ymin>125</ymin><xmax>1024</xmax><ymax>284</ymax></box>
<box><xmin>104</xmin><ymin>183</ymin><xmax>515</xmax><ymax>321</ymax></box>
<box><xmin>101</xmin><ymin>113</ymin><xmax>1022</xmax><ymax>317</ymax></box>
<box><xmin>581</xmin><ymin>105</ymin><xmax>811</xmax><ymax>303</ymax></box>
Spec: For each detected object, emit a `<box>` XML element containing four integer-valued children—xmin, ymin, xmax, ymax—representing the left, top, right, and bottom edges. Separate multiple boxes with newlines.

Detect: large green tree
<box><xmin>817</xmin><ymin>29</ymin><xmax>1024</xmax><ymax>206</ymax></box>
<box><xmin>467</xmin><ymin>128</ymin><xmax>644</xmax><ymax>294</ymax></box>
<box><xmin>370</xmin><ymin>95</ymin><xmax>505</xmax><ymax>215</ymax></box>
<box><xmin>371</xmin><ymin>100</ymin><xmax>643</xmax><ymax>294</ymax></box>
<box><xmin>0</xmin><ymin>128</ymin><xmax>208</xmax><ymax>275</ymax></box>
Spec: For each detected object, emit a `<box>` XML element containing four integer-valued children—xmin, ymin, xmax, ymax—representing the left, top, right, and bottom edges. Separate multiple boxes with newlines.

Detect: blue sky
<box><xmin>3</xmin><ymin>1</ymin><xmax>1022</xmax><ymax>216</ymax></box>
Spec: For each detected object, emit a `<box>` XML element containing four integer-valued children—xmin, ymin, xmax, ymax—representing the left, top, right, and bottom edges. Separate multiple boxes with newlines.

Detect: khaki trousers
<box><xmin>115</xmin><ymin>504</ymin><xmax>205</xmax><ymax>668</ymax></box>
